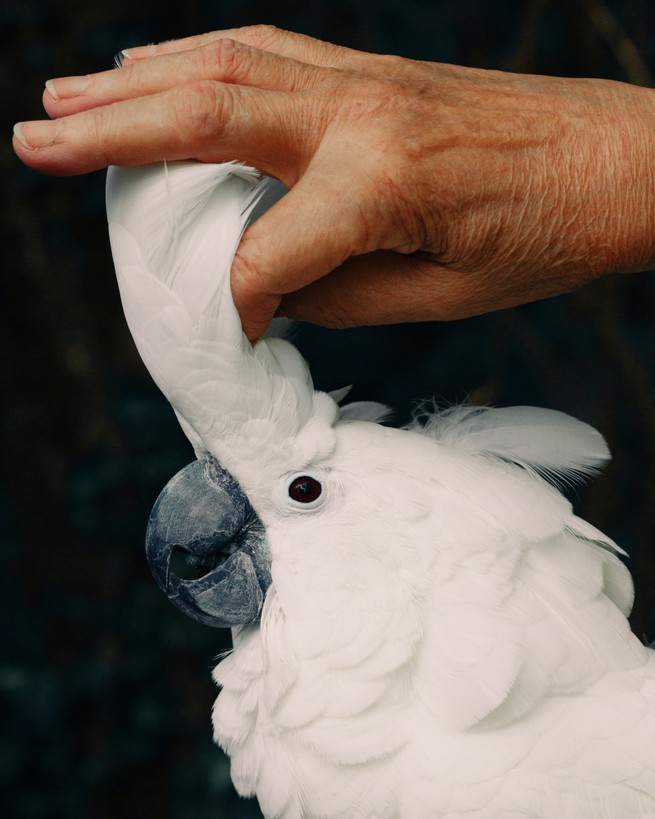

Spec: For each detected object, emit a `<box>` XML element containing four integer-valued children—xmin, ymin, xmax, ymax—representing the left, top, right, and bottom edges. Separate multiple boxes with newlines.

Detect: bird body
<box><xmin>106</xmin><ymin>161</ymin><xmax>655</xmax><ymax>818</ymax></box>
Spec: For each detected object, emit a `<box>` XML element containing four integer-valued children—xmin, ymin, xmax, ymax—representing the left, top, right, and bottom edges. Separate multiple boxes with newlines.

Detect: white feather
<box><xmin>412</xmin><ymin>404</ymin><xmax>610</xmax><ymax>486</ymax></box>
<box><xmin>107</xmin><ymin>162</ymin><xmax>339</xmax><ymax>483</ymax></box>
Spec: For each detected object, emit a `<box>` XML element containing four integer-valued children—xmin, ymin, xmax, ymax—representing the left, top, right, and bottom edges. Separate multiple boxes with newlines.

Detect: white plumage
<box><xmin>106</xmin><ymin>161</ymin><xmax>655</xmax><ymax>819</ymax></box>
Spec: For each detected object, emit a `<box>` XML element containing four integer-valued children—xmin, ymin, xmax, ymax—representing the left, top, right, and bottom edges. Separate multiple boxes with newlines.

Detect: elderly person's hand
<box><xmin>13</xmin><ymin>26</ymin><xmax>655</xmax><ymax>341</ymax></box>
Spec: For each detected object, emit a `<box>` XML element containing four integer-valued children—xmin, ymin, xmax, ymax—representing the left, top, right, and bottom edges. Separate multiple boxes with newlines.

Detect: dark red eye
<box><xmin>288</xmin><ymin>475</ymin><xmax>323</xmax><ymax>504</ymax></box>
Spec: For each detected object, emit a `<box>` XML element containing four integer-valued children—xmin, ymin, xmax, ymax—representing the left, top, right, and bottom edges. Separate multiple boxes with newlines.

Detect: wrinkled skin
<box><xmin>13</xmin><ymin>25</ymin><xmax>655</xmax><ymax>340</ymax></box>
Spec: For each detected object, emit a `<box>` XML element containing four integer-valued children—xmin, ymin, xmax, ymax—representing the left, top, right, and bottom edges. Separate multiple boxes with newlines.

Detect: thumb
<box><xmin>231</xmin><ymin>165</ymin><xmax>369</xmax><ymax>341</ymax></box>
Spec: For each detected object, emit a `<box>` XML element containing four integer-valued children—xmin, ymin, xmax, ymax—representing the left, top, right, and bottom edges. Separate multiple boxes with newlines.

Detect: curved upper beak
<box><xmin>145</xmin><ymin>456</ymin><xmax>272</xmax><ymax>628</ymax></box>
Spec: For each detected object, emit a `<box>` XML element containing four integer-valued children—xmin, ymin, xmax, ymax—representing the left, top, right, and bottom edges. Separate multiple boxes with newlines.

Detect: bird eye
<box><xmin>288</xmin><ymin>475</ymin><xmax>323</xmax><ymax>505</ymax></box>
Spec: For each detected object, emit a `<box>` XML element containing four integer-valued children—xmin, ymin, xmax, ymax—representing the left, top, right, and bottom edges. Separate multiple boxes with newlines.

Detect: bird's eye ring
<box><xmin>288</xmin><ymin>475</ymin><xmax>323</xmax><ymax>505</ymax></box>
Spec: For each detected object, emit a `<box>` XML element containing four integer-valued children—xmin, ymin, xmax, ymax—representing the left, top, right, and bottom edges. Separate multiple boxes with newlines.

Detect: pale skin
<box><xmin>12</xmin><ymin>25</ymin><xmax>655</xmax><ymax>341</ymax></box>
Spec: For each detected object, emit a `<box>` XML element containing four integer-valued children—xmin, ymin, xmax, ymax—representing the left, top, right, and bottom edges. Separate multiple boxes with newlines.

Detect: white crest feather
<box><xmin>410</xmin><ymin>404</ymin><xmax>610</xmax><ymax>486</ymax></box>
<box><xmin>106</xmin><ymin>161</ymin><xmax>338</xmax><ymax>479</ymax></box>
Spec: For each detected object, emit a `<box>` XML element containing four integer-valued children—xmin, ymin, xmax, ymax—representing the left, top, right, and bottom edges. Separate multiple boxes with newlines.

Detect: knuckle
<box><xmin>173</xmin><ymin>80</ymin><xmax>231</xmax><ymax>141</ymax></box>
<box><xmin>87</xmin><ymin>104</ymin><xmax>121</xmax><ymax>165</ymax></box>
<box><xmin>120</xmin><ymin>60</ymin><xmax>150</xmax><ymax>96</ymax></box>
<box><xmin>237</xmin><ymin>24</ymin><xmax>284</xmax><ymax>50</ymax></box>
<box><xmin>375</xmin><ymin>53</ymin><xmax>421</xmax><ymax>80</ymax></box>
<box><xmin>232</xmin><ymin>248</ymin><xmax>266</xmax><ymax>296</ymax></box>
<box><xmin>203</xmin><ymin>37</ymin><xmax>247</xmax><ymax>78</ymax></box>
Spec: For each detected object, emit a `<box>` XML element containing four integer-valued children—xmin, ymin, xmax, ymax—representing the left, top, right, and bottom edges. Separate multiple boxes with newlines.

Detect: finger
<box><xmin>276</xmin><ymin>252</ymin><xmax>545</xmax><ymax>329</ymax></box>
<box><xmin>280</xmin><ymin>253</ymin><xmax>479</xmax><ymax>328</ymax></box>
<box><xmin>15</xmin><ymin>81</ymin><xmax>303</xmax><ymax>178</ymax></box>
<box><xmin>120</xmin><ymin>25</ymin><xmax>456</xmax><ymax>87</ymax></box>
<box><xmin>44</xmin><ymin>38</ymin><xmax>327</xmax><ymax>119</ymax></box>
<box><xmin>231</xmin><ymin>165</ymin><xmax>375</xmax><ymax>341</ymax></box>
<box><xmin>122</xmin><ymin>25</ymin><xmax>363</xmax><ymax>70</ymax></box>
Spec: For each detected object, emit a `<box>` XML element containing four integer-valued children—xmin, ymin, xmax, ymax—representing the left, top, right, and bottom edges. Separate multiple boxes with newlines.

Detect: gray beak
<box><xmin>145</xmin><ymin>456</ymin><xmax>272</xmax><ymax>628</ymax></box>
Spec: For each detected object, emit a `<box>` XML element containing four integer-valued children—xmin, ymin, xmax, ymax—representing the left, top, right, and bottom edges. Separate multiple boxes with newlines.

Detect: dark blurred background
<box><xmin>2</xmin><ymin>0</ymin><xmax>655</xmax><ymax>816</ymax></box>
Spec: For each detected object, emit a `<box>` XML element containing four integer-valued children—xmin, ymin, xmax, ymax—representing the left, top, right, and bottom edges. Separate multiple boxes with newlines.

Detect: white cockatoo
<box><xmin>106</xmin><ymin>161</ymin><xmax>655</xmax><ymax>819</ymax></box>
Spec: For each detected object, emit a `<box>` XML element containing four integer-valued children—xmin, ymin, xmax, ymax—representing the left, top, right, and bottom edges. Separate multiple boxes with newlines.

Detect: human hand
<box><xmin>13</xmin><ymin>26</ymin><xmax>655</xmax><ymax>341</ymax></box>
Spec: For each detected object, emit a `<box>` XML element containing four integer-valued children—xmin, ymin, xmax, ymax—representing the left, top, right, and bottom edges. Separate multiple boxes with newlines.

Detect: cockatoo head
<box><xmin>144</xmin><ymin>410</ymin><xmax>432</xmax><ymax>635</ymax></box>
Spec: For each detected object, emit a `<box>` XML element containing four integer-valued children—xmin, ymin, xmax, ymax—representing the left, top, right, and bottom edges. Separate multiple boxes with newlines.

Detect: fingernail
<box><xmin>13</xmin><ymin>120</ymin><xmax>61</xmax><ymax>150</ymax></box>
<box><xmin>45</xmin><ymin>75</ymin><xmax>90</xmax><ymax>100</ymax></box>
<box><xmin>120</xmin><ymin>44</ymin><xmax>156</xmax><ymax>62</ymax></box>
